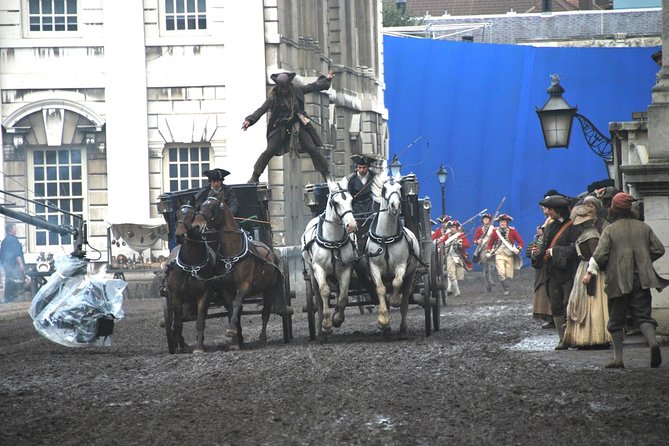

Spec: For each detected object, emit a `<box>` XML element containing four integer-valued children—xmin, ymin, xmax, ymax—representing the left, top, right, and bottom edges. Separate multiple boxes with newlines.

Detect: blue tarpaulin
<box><xmin>384</xmin><ymin>35</ymin><xmax>659</xmax><ymax>246</ymax></box>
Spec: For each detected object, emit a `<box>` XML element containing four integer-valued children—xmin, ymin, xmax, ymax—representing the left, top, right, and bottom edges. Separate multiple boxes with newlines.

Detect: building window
<box><xmin>28</xmin><ymin>0</ymin><xmax>78</xmax><ymax>32</ymax></box>
<box><xmin>165</xmin><ymin>0</ymin><xmax>207</xmax><ymax>31</ymax></box>
<box><xmin>32</xmin><ymin>149</ymin><xmax>84</xmax><ymax>247</ymax></box>
<box><xmin>166</xmin><ymin>146</ymin><xmax>210</xmax><ymax>191</ymax></box>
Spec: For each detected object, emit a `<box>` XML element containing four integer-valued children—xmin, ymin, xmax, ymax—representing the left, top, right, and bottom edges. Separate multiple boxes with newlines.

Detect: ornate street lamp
<box><xmin>536</xmin><ymin>74</ymin><xmax>614</xmax><ymax>179</ymax></box>
<box><xmin>436</xmin><ymin>164</ymin><xmax>448</xmax><ymax>215</ymax></box>
<box><xmin>389</xmin><ymin>155</ymin><xmax>402</xmax><ymax>177</ymax></box>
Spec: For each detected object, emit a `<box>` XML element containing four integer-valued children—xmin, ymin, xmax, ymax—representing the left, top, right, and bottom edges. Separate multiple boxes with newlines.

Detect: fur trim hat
<box><xmin>610</xmin><ymin>192</ymin><xmax>636</xmax><ymax>213</ymax></box>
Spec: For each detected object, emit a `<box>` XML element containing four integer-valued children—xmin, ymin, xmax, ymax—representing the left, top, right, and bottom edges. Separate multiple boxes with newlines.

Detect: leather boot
<box><xmin>639</xmin><ymin>323</ymin><xmax>662</xmax><ymax>368</ymax></box>
<box><xmin>553</xmin><ymin>315</ymin><xmax>567</xmax><ymax>350</ymax></box>
<box><xmin>247</xmin><ymin>172</ymin><xmax>260</xmax><ymax>184</ymax></box>
<box><xmin>606</xmin><ymin>330</ymin><xmax>625</xmax><ymax>368</ymax></box>
<box><xmin>500</xmin><ymin>279</ymin><xmax>509</xmax><ymax>296</ymax></box>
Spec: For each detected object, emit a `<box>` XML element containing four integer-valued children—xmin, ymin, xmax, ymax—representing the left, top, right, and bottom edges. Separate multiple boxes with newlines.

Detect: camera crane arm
<box><xmin>0</xmin><ymin>190</ymin><xmax>87</xmax><ymax>257</ymax></box>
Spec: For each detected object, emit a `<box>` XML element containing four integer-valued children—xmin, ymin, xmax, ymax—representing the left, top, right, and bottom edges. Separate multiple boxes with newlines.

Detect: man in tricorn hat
<box><xmin>346</xmin><ymin>155</ymin><xmax>378</xmax><ymax>217</ymax></box>
<box><xmin>486</xmin><ymin>214</ymin><xmax>524</xmax><ymax>296</ymax></box>
<box><xmin>194</xmin><ymin>168</ymin><xmax>239</xmax><ymax>216</ymax></box>
<box><xmin>531</xmin><ymin>194</ymin><xmax>581</xmax><ymax>350</ymax></box>
<box><xmin>242</xmin><ymin>71</ymin><xmax>334</xmax><ymax>183</ymax></box>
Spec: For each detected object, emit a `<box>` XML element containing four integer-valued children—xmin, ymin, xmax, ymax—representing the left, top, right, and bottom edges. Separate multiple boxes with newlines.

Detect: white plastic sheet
<box><xmin>29</xmin><ymin>255</ymin><xmax>127</xmax><ymax>347</ymax></box>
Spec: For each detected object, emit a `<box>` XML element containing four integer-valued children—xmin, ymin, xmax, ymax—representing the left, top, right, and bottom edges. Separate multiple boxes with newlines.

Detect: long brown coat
<box><xmin>593</xmin><ymin>218</ymin><xmax>669</xmax><ymax>299</ymax></box>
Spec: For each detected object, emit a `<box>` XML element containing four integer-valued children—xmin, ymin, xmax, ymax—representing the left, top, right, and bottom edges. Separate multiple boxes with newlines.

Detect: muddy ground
<box><xmin>1</xmin><ymin>268</ymin><xmax>668</xmax><ymax>445</ymax></box>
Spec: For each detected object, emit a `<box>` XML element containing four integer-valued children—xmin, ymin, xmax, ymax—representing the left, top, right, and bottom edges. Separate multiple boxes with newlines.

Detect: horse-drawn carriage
<box><xmin>156</xmin><ymin>183</ymin><xmax>293</xmax><ymax>353</ymax></box>
<box><xmin>301</xmin><ymin>172</ymin><xmax>443</xmax><ymax>340</ymax></box>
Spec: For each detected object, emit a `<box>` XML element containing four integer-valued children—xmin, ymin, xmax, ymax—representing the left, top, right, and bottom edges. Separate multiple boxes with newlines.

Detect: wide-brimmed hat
<box><xmin>496</xmin><ymin>213</ymin><xmax>513</xmax><ymax>222</ymax></box>
<box><xmin>571</xmin><ymin>204</ymin><xmax>597</xmax><ymax>226</ymax></box>
<box><xmin>203</xmin><ymin>168</ymin><xmax>230</xmax><ymax>181</ymax></box>
<box><xmin>270</xmin><ymin>72</ymin><xmax>296</xmax><ymax>86</ymax></box>
<box><xmin>539</xmin><ymin>195</ymin><xmax>570</xmax><ymax>209</ymax></box>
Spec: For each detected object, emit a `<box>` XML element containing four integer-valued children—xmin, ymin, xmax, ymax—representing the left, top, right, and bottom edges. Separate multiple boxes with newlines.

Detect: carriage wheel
<box><xmin>423</xmin><ymin>272</ymin><xmax>432</xmax><ymax>337</ymax></box>
<box><xmin>305</xmin><ymin>278</ymin><xmax>316</xmax><ymax>341</ymax></box>
<box><xmin>281</xmin><ymin>262</ymin><xmax>292</xmax><ymax>343</ymax></box>
<box><xmin>162</xmin><ymin>295</ymin><xmax>176</xmax><ymax>354</ymax></box>
<box><xmin>438</xmin><ymin>248</ymin><xmax>447</xmax><ymax>306</ymax></box>
<box><xmin>430</xmin><ymin>248</ymin><xmax>441</xmax><ymax>332</ymax></box>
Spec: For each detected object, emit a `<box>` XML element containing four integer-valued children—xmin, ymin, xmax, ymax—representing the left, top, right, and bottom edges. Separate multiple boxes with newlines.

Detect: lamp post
<box><xmin>436</xmin><ymin>164</ymin><xmax>448</xmax><ymax>216</ymax></box>
<box><xmin>535</xmin><ymin>74</ymin><xmax>615</xmax><ymax>182</ymax></box>
<box><xmin>389</xmin><ymin>154</ymin><xmax>402</xmax><ymax>177</ymax></box>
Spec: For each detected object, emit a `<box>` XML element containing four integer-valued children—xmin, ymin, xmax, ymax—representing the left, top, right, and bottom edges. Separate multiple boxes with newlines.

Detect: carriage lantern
<box><xmin>303</xmin><ymin>184</ymin><xmax>318</xmax><ymax>206</ymax></box>
<box><xmin>156</xmin><ymin>193</ymin><xmax>176</xmax><ymax>215</ymax></box>
<box><xmin>256</xmin><ymin>184</ymin><xmax>272</xmax><ymax>203</ymax></box>
<box><xmin>389</xmin><ymin>155</ymin><xmax>402</xmax><ymax>177</ymax></box>
<box><xmin>402</xmin><ymin>173</ymin><xmax>419</xmax><ymax>196</ymax></box>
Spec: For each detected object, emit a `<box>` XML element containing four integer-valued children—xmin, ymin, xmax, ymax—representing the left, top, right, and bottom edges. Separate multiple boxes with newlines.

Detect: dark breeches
<box><xmin>252</xmin><ymin>125</ymin><xmax>329</xmax><ymax>175</ymax></box>
<box><xmin>608</xmin><ymin>274</ymin><xmax>657</xmax><ymax>332</ymax></box>
<box><xmin>547</xmin><ymin>275</ymin><xmax>574</xmax><ymax>317</ymax></box>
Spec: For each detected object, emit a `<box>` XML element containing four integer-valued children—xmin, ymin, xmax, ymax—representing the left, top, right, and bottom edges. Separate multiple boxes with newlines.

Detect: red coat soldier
<box><xmin>486</xmin><ymin>214</ymin><xmax>524</xmax><ymax>295</ymax></box>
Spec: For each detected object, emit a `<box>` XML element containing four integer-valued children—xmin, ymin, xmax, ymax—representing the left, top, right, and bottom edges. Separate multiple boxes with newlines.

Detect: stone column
<box><xmin>621</xmin><ymin>0</ymin><xmax>669</xmax><ymax>336</ymax></box>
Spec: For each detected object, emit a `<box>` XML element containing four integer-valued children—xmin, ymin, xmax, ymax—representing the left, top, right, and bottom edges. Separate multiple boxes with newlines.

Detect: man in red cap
<box><xmin>473</xmin><ymin>213</ymin><xmax>496</xmax><ymax>292</ymax></box>
<box><xmin>586</xmin><ymin>192</ymin><xmax>669</xmax><ymax>368</ymax></box>
<box><xmin>486</xmin><ymin>214</ymin><xmax>524</xmax><ymax>295</ymax></box>
<box><xmin>242</xmin><ymin>71</ymin><xmax>334</xmax><ymax>183</ymax></box>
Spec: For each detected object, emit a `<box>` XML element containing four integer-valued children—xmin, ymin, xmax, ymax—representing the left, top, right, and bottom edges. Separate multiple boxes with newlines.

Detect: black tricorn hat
<box><xmin>270</xmin><ymin>72</ymin><xmax>297</xmax><ymax>86</ymax></box>
<box><xmin>203</xmin><ymin>168</ymin><xmax>230</xmax><ymax>181</ymax></box>
<box><xmin>539</xmin><ymin>195</ymin><xmax>570</xmax><ymax>209</ymax></box>
<box><xmin>351</xmin><ymin>154</ymin><xmax>375</xmax><ymax>166</ymax></box>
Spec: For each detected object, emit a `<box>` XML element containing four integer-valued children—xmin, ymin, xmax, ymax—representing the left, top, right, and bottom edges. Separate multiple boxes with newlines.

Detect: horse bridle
<box><xmin>327</xmin><ymin>189</ymin><xmax>353</xmax><ymax>223</ymax></box>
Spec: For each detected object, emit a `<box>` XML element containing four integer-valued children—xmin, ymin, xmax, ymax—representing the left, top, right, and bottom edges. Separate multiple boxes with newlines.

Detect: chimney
<box><xmin>542</xmin><ymin>0</ymin><xmax>552</xmax><ymax>13</ymax></box>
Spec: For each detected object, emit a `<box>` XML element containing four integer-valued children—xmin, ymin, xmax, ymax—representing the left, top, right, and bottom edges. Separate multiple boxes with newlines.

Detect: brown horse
<box><xmin>192</xmin><ymin>194</ymin><xmax>284</xmax><ymax>350</ymax></box>
<box><xmin>163</xmin><ymin>203</ymin><xmax>218</xmax><ymax>353</ymax></box>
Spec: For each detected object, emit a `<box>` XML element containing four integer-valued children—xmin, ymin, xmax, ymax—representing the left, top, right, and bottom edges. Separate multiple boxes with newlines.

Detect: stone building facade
<box><xmin>0</xmin><ymin>1</ymin><xmax>387</xmax><ymax>271</ymax></box>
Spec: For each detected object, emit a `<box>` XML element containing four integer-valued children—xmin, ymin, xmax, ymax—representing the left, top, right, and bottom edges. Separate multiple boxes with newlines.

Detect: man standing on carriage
<box><xmin>193</xmin><ymin>168</ymin><xmax>239</xmax><ymax>216</ymax></box>
<box><xmin>486</xmin><ymin>214</ymin><xmax>524</xmax><ymax>296</ymax></box>
<box><xmin>473</xmin><ymin>213</ymin><xmax>497</xmax><ymax>292</ymax></box>
<box><xmin>242</xmin><ymin>71</ymin><xmax>335</xmax><ymax>183</ymax></box>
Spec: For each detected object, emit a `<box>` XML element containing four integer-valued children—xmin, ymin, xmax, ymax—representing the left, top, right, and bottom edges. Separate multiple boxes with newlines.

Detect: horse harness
<box><xmin>303</xmin><ymin>213</ymin><xmax>356</xmax><ymax>270</ymax></box>
<box><xmin>366</xmin><ymin>212</ymin><xmax>426</xmax><ymax>270</ymax></box>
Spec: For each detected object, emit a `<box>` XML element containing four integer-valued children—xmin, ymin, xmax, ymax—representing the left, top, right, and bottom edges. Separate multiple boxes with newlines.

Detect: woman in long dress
<box><xmin>563</xmin><ymin>203</ymin><xmax>611</xmax><ymax>348</ymax></box>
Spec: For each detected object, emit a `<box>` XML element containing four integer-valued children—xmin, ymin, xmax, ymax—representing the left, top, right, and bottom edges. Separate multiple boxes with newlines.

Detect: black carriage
<box><xmin>302</xmin><ymin>174</ymin><xmax>443</xmax><ymax>340</ymax></box>
<box><xmin>156</xmin><ymin>183</ymin><xmax>294</xmax><ymax>347</ymax></box>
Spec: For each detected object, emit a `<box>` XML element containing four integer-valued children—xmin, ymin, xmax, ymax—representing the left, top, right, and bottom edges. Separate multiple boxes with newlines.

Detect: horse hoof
<box><xmin>193</xmin><ymin>348</ymin><xmax>205</xmax><ymax>354</ymax></box>
<box><xmin>332</xmin><ymin>314</ymin><xmax>345</xmax><ymax>328</ymax></box>
<box><xmin>377</xmin><ymin>322</ymin><xmax>391</xmax><ymax>332</ymax></box>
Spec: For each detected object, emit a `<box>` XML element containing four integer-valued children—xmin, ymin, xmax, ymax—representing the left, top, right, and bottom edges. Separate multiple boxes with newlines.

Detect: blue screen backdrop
<box><xmin>384</xmin><ymin>35</ymin><xmax>659</xmax><ymax>251</ymax></box>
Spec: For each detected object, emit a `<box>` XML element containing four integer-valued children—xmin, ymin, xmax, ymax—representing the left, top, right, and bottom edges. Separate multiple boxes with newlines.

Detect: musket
<box><xmin>474</xmin><ymin>196</ymin><xmax>506</xmax><ymax>259</ymax></box>
<box><xmin>438</xmin><ymin>208</ymin><xmax>488</xmax><ymax>249</ymax></box>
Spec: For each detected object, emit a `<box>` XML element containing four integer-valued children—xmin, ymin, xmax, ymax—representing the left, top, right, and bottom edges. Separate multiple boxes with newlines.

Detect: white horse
<box><xmin>365</xmin><ymin>172</ymin><xmax>420</xmax><ymax>335</ymax></box>
<box><xmin>301</xmin><ymin>178</ymin><xmax>358</xmax><ymax>337</ymax></box>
